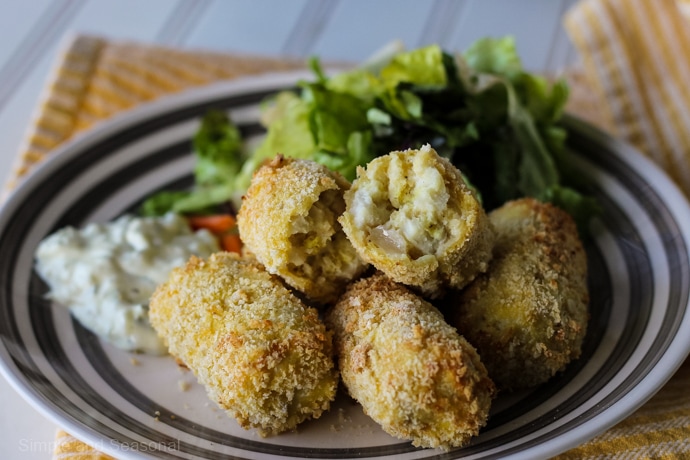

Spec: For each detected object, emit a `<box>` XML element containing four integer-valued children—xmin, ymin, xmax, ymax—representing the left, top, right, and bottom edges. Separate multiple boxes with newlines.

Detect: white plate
<box><xmin>1</xmin><ymin>71</ymin><xmax>690</xmax><ymax>460</ymax></box>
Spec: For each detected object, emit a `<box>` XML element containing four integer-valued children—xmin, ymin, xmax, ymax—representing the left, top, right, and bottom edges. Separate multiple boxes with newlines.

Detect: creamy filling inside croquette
<box><xmin>287</xmin><ymin>189</ymin><xmax>359</xmax><ymax>279</ymax></box>
<box><xmin>353</xmin><ymin>148</ymin><xmax>465</xmax><ymax>260</ymax></box>
<box><xmin>289</xmin><ymin>199</ymin><xmax>336</xmax><ymax>266</ymax></box>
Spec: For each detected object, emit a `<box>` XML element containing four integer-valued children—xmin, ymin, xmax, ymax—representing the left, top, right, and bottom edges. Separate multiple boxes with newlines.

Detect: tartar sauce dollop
<box><xmin>35</xmin><ymin>213</ymin><xmax>220</xmax><ymax>355</ymax></box>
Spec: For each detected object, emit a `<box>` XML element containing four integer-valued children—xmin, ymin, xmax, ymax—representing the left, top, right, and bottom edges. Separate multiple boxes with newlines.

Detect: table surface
<box><xmin>0</xmin><ymin>0</ymin><xmax>579</xmax><ymax>458</ymax></box>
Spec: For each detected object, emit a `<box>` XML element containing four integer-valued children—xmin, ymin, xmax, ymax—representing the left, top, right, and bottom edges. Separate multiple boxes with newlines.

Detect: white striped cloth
<box><xmin>564</xmin><ymin>0</ymin><xmax>690</xmax><ymax>198</ymax></box>
<box><xmin>554</xmin><ymin>0</ymin><xmax>690</xmax><ymax>458</ymax></box>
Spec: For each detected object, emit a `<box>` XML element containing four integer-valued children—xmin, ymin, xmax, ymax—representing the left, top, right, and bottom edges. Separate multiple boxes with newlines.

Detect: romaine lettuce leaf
<box><xmin>193</xmin><ymin>109</ymin><xmax>243</xmax><ymax>186</ymax></box>
<box><xmin>239</xmin><ymin>79</ymin><xmax>372</xmax><ymax>185</ymax></box>
<box><xmin>463</xmin><ymin>36</ymin><xmax>523</xmax><ymax>80</ymax></box>
<box><xmin>140</xmin><ymin>110</ymin><xmax>244</xmax><ymax>216</ymax></box>
<box><xmin>140</xmin><ymin>37</ymin><xmax>598</xmax><ymax>230</ymax></box>
<box><xmin>379</xmin><ymin>45</ymin><xmax>448</xmax><ymax>88</ymax></box>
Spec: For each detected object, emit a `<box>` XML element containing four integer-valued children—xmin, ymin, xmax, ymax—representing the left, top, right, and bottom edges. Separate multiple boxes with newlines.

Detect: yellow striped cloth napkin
<box><xmin>564</xmin><ymin>0</ymin><xmax>690</xmax><ymax>198</ymax></box>
<box><xmin>554</xmin><ymin>0</ymin><xmax>690</xmax><ymax>458</ymax></box>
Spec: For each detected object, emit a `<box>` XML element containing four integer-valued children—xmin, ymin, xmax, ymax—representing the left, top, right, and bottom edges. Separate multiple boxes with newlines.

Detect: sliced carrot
<box><xmin>186</xmin><ymin>214</ymin><xmax>236</xmax><ymax>234</ymax></box>
<box><xmin>186</xmin><ymin>213</ymin><xmax>243</xmax><ymax>253</ymax></box>
<box><xmin>220</xmin><ymin>233</ymin><xmax>243</xmax><ymax>254</ymax></box>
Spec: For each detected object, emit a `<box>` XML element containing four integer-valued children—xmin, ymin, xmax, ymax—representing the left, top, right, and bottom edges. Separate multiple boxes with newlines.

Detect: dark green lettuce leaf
<box><xmin>140</xmin><ymin>38</ymin><xmax>599</xmax><ymax>231</ymax></box>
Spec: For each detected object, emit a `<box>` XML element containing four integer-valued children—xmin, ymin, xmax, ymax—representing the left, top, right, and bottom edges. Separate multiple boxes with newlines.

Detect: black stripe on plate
<box><xmin>41</xmin><ymin>142</ymin><xmax>418</xmax><ymax>456</ymax></box>
<box><xmin>482</xmin><ymin>237</ymin><xmax>612</xmax><ymax>429</ymax></box>
<box><xmin>483</xmin><ymin>119</ymin><xmax>690</xmax><ymax>457</ymax></box>
<box><xmin>28</xmin><ymin>142</ymin><xmax>203</xmax><ymax>458</ymax></box>
<box><xmin>449</xmin><ymin>182</ymin><xmax>641</xmax><ymax>458</ymax></box>
<box><xmin>17</xmin><ymin>88</ymin><xmax>421</xmax><ymax>457</ymax></box>
<box><xmin>75</xmin><ymin>325</ymin><xmax>419</xmax><ymax>459</ymax></box>
<box><xmin>50</xmin><ymin>117</ymin><xmax>669</xmax><ymax>459</ymax></box>
<box><xmin>1</xmin><ymin>85</ymin><xmax>688</xmax><ymax>460</ymax></box>
<box><xmin>0</xmin><ymin>89</ymin><xmax>275</xmax><ymax>455</ymax></box>
<box><xmin>418</xmin><ymin>118</ymin><xmax>685</xmax><ymax>458</ymax></box>
<box><xmin>569</xmin><ymin>120</ymin><xmax>690</xmax><ymax>372</ymax></box>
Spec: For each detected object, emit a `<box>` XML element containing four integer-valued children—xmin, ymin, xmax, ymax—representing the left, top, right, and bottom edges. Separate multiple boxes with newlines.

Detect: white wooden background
<box><xmin>0</xmin><ymin>0</ymin><xmax>580</xmax><ymax>457</ymax></box>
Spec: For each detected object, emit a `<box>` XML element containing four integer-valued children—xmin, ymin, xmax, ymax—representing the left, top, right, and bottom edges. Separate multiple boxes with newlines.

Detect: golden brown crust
<box><xmin>339</xmin><ymin>144</ymin><xmax>494</xmax><ymax>298</ymax></box>
<box><xmin>325</xmin><ymin>273</ymin><xmax>495</xmax><ymax>449</ymax></box>
<box><xmin>149</xmin><ymin>252</ymin><xmax>338</xmax><ymax>435</ymax></box>
<box><xmin>237</xmin><ymin>155</ymin><xmax>368</xmax><ymax>305</ymax></box>
<box><xmin>448</xmin><ymin>198</ymin><xmax>589</xmax><ymax>391</ymax></box>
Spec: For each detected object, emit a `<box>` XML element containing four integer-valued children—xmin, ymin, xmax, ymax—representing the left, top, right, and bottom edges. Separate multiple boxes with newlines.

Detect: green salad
<box><xmin>141</xmin><ymin>37</ymin><xmax>598</xmax><ymax>230</ymax></box>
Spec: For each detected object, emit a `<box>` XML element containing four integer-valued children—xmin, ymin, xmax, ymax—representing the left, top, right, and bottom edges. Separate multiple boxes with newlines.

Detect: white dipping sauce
<box><xmin>34</xmin><ymin>213</ymin><xmax>220</xmax><ymax>355</ymax></box>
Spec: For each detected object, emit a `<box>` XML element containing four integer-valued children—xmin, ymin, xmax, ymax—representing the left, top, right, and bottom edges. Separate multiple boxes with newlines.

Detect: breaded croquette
<box><xmin>149</xmin><ymin>252</ymin><xmax>339</xmax><ymax>435</ymax></box>
<box><xmin>325</xmin><ymin>273</ymin><xmax>495</xmax><ymax>449</ymax></box>
<box><xmin>237</xmin><ymin>155</ymin><xmax>368</xmax><ymax>305</ymax></box>
<box><xmin>448</xmin><ymin>198</ymin><xmax>589</xmax><ymax>391</ymax></box>
<box><xmin>339</xmin><ymin>144</ymin><xmax>494</xmax><ymax>298</ymax></box>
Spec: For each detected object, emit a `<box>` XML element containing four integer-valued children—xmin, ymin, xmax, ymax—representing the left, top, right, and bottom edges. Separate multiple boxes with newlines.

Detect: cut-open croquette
<box><xmin>325</xmin><ymin>273</ymin><xmax>495</xmax><ymax>449</ymax></box>
<box><xmin>238</xmin><ymin>155</ymin><xmax>368</xmax><ymax>305</ymax></box>
<box><xmin>339</xmin><ymin>144</ymin><xmax>494</xmax><ymax>298</ymax></box>
<box><xmin>149</xmin><ymin>252</ymin><xmax>339</xmax><ymax>435</ymax></box>
<box><xmin>448</xmin><ymin>198</ymin><xmax>589</xmax><ymax>391</ymax></box>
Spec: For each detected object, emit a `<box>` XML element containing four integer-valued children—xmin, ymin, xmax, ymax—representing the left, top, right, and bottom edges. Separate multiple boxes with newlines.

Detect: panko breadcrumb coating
<box><xmin>339</xmin><ymin>144</ymin><xmax>494</xmax><ymax>298</ymax></box>
<box><xmin>448</xmin><ymin>198</ymin><xmax>589</xmax><ymax>391</ymax></box>
<box><xmin>326</xmin><ymin>273</ymin><xmax>495</xmax><ymax>449</ymax></box>
<box><xmin>149</xmin><ymin>252</ymin><xmax>339</xmax><ymax>435</ymax></box>
<box><xmin>238</xmin><ymin>155</ymin><xmax>368</xmax><ymax>305</ymax></box>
